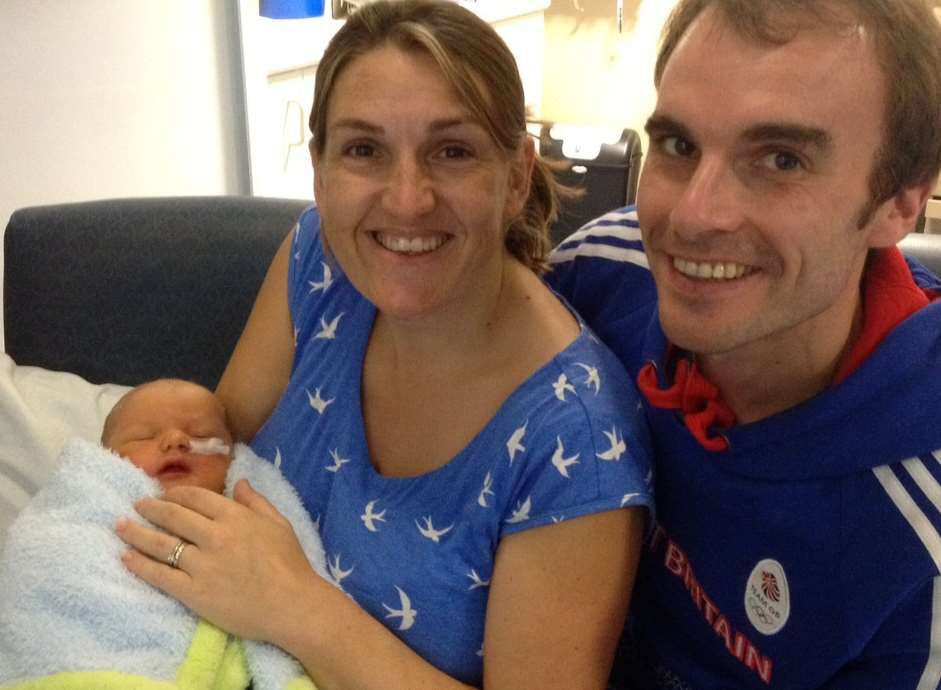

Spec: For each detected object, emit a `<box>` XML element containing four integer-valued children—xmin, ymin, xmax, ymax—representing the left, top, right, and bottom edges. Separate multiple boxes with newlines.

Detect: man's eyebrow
<box><xmin>644</xmin><ymin>115</ymin><xmax>832</xmax><ymax>153</ymax></box>
<box><xmin>644</xmin><ymin>114</ymin><xmax>690</xmax><ymax>139</ymax></box>
<box><xmin>742</xmin><ymin>123</ymin><xmax>833</xmax><ymax>151</ymax></box>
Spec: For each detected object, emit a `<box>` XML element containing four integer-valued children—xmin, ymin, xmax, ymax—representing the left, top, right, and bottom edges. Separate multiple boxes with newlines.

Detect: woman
<box><xmin>117</xmin><ymin>2</ymin><xmax>653</xmax><ymax>688</ymax></box>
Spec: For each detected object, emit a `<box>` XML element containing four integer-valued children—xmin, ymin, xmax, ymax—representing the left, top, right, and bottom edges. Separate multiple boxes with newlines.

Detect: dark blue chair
<box><xmin>3</xmin><ymin>196</ymin><xmax>310</xmax><ymax>388</ymax></box>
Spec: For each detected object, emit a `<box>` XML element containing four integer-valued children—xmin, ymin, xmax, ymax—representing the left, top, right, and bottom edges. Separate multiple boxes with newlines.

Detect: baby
<box><xmin>0</xmin><ymin>378</ymin><xmax>324</xmax><ymax>687</ymax></box>
<box><xmin>101</xmin><ymin>378</ymin><xmax>233</xmax><ymax>493</ymax></box>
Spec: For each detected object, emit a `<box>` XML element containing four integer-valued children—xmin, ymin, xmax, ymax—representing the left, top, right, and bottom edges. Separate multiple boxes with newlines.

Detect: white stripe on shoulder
<box><xmin>873</xmin><ymin>463</ymin><xmax>941</xmax><ymax>573</ymax></box>
<box><xmin>563</xmin><ymin>207</ymin><xmax>639</xmax><ymax>239</ymax></box>
<box><xmin>583</xmin><ymin>207</ymin><xmax>639</xmax><ymax>225</ymax></box>
<box><xmin>916</xmin><ymin>577</ymin><xmax>941</xmax><ymax>690</ymax></box>
<box><xmin>906</xmin><ymin>458</ymin><xmax>941</xmax><ymax>515</ymax></box>
<box><xmin>550</xmin><ymin>208</ymin><xmax>643</xmax><ymax>265</ymax></box>
<box><xmin>550</xmin><ymin>243</ymin><xmax>649</xmax><ymax>268</ymax></box>
<box><xmin>559</xmin><ymin>223</ymin><xmax>642</xmax><ymax>248</ymax></box>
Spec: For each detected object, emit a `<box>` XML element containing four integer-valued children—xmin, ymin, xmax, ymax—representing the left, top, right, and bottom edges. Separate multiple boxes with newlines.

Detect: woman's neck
<box><xmin>370</xmin><ymin>258</ymin><xmax>528</xmax><ymax>380</ymax></box>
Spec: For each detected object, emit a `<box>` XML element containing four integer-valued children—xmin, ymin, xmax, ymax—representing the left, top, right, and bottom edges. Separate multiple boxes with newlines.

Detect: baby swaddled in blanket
<box><xmin>0</xmin><ymin>379</ymin><xmax>326</xmax><ymax>690</ymax></box>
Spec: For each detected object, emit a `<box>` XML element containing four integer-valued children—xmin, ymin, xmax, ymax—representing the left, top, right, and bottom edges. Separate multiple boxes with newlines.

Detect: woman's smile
<box><xmin>314</xmin><ymin>44</ymin><xmax>520</xmax><ymax>322</ymax></box>
<box><xmin>371</xmin><ymin>231</ymin><xmax>451</xmax><ymax>255</ymax></box>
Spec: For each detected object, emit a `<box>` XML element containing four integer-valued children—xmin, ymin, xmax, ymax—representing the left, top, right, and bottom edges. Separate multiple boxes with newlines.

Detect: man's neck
<box><xmin>697</xmin><ymin>293</ymin><xmax>864</xmax><ymax>425</ymax></box>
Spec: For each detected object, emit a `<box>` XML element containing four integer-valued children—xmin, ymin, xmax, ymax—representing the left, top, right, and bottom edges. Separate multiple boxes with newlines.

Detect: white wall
<box><xmin>540</xmin><ymin>0</ymin><xmax>679</xmax><ymax>155</ymax></box>
<box><xmin>0</xmin><ymin>0</ymin><xmax>249</xmax><ymax>349</ymax></box>
<box><xmin>237</xmin><ymin>1</ymin><xmax>547</xmax><ymax>200</ymax></box>
<box><xmin>0</xmin><ymin>0</ymin><xmax>676</xmax><ymax>350</ymax></box>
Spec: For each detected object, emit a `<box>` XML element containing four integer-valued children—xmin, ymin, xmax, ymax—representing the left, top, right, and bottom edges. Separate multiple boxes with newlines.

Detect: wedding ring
<box><xmin>166</xmin><ymin>539</ymin><xmax>187</xmax><ymax>569</ymax></box>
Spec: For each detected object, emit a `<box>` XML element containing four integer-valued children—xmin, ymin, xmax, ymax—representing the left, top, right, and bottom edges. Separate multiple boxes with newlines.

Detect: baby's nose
<box><xmin>160</xmin><ymin>429</ymin><xmax>191</xmax><ymax>452</ymax></box>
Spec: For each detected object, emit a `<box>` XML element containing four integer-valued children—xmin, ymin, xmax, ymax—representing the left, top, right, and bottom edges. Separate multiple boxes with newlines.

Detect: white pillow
<box><xmin>0</xmin><ymin>353</ymin><xmax>130</xmax><ymax>547</ymax></box>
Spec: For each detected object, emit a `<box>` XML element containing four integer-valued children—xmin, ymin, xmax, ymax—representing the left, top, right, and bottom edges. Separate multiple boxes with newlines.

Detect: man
<box><xmin>548</xmin><ymin>0</ymin><xmax>941</xmax><ymax>688</ymax></box>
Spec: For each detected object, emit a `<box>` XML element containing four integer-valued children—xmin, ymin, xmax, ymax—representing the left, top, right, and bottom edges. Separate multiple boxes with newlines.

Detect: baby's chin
<box><xmin>157</xmin><ymin>473</ymin><xmax>225</xmax><ymax>494</ymax></box>
<box><xmin>153</xmin><ymin>456</ymin><xmax>230</xmax><ymax>494</ymax></box>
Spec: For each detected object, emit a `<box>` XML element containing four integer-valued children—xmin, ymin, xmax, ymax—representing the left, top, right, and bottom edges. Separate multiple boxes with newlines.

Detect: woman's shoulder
<box><xmin>510</xmin><ymin>325</ymin><xmax>651</xmax><ymax>466</ymax></box>
<box><xmin>292</xmin><ymin>205</ymin><xmax>323</xmax><ymax>264</ymax></box>
<box><xmin>286</xmin><ymin>206</ymin><xmax>352</xmax><ymax>318</ymax></box>
<box><xmin>524</xmin><ymin>327</ymin><xmax>641</xmax><ymax>420</ymax></box>
<box><xmin>485</xmin><ymin>327</ymin><xmax>654</xmax><ymax>534</ymax></box>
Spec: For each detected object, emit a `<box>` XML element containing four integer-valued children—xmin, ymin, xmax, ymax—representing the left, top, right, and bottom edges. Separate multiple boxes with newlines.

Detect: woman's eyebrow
<box><xmin>330</xmin><ymin>118</ymin><xmax>383</xmax><ymax>133</ymax></box>
<box><xmin>428</xmin><ymin>117</ymin><xmax>476</xmax><ymax>133</ymax></box>
<box><xmin>329</xmin><ymin>117</ymin><xmax>479</xmax><ymax>135</ymax></box>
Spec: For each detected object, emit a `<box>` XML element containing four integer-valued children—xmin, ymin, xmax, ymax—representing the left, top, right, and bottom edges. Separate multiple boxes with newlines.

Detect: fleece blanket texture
<box><xmin>0</xmin><ymin>438</ymin><xmax>325</xmax><ymax>690</ymax></box>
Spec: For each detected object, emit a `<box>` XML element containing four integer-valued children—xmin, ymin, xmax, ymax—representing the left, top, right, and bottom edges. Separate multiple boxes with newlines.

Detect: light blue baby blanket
<box><xmin>0</xmin><ymin>438</ymin><xmax>326</xmax><ymax>689</ymax></box>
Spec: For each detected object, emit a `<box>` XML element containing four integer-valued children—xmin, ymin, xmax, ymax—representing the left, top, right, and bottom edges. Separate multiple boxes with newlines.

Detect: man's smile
<box><xmin>672</xmin><ymin>256</ymin><xmax>756</xmax><ymax>281</ymax></box>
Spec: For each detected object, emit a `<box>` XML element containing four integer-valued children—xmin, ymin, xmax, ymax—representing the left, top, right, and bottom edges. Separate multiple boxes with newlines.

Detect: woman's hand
<box><xmin>117</xmin><ymin>481</ymin><xmax>476</xmax><ymax>690</ymax></box>
<box><xmin>116</xmin><ymin>479</ymin><xmax>323</xmax><ymax>643</ymax></box>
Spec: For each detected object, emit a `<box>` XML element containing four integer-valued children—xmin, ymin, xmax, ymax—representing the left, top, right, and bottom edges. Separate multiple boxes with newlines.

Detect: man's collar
<box><xmin>639</xmin><ymin>246</ymin><xmax>935</xmax><ymax>452</ymax></box>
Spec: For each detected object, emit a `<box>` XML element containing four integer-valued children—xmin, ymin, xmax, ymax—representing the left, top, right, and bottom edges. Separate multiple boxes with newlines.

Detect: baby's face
<box><xmin>107</xmin><ymin>380</ymin><xmax>233</xmax><ymax>493</ymax></box>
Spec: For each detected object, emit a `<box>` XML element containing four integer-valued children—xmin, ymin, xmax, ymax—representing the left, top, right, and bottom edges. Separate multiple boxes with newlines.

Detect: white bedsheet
<box><xmin>0</xmin><ymin>352</ymin><xmax>129</xmax><ymax>548</ymax></box>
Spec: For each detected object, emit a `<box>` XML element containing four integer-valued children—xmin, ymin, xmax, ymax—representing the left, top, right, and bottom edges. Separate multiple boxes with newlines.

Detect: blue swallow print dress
<box><xmin>251</xmin><ymin>206</ymin><xmax>654</xmax><ymax>685</ymax></box>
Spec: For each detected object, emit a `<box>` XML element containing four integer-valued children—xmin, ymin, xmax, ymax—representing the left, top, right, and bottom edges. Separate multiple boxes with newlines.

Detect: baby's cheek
<box><xmin>121</xmin><ymin>451</ymin><xmax>160</xmax><ymax>478</ymax></box>
<box><xmin>205</xmin><ymin>457</ymin><xmax>232</xmax><ymax>493</ymax></box>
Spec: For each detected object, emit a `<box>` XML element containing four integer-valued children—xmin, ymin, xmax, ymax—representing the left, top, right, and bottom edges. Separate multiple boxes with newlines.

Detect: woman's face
<box><xmin>312</xmin><ymin>44</ymin><xmax>532</xmax><ymax>323</ymax></box>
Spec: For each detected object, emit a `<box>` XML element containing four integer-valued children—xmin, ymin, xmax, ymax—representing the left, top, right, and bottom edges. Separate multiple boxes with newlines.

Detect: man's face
<box><xmin>637</xmin><ymin>7</ymin><xmax>907</xmax><ymax>364</ymax></box>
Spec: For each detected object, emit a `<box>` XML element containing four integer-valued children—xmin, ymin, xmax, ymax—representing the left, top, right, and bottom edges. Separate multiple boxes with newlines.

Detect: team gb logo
<box><xmin>745</xmin><ymin>558</ymin><xmax>790</xmax><ymax>635</ymax></box>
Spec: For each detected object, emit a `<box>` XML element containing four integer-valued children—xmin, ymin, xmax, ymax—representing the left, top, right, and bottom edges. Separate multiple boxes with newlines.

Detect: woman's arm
<box><xmin>118</xmin><ymin>482</ymin><xmax>476</xmax><ymax>689</ymax></box>
<box><xmin>279</xmin><ymin>508</ymin><xmax>643</xmax><ymax>690</ymax></box>
<box><xmin>119</xmin><ymin>483</ymin><xmax>643</xmax><ymax>690</ymax></box>
<box><xmin>216</xmin><ymin>231</ymin><xmax>296</xmax><ymax>441</ymax></box>
<box><xmin>482</xmin><ymin>508</ymin><xmax>643</xmax><ymax>689</ymax></box>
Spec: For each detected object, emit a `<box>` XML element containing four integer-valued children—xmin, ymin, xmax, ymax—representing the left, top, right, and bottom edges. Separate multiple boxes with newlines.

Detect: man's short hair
<box><xmin>654</xmin><ymin>0</ymin><xmax>941</xmax><ymax>224</ymax></box>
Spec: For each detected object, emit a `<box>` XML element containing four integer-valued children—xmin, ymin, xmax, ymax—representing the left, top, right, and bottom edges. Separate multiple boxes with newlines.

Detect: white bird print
<box><xmin>477</xmin><ymin>472</ymin><xmax>495</xmax><ymax>508</ymax></box>
<box><xmin>551</xmin><ymin>515</ymin><xmax>565</xmax><ymax>524</ymax></box>
<box><xmin>551</xmin><ymin>436</ymin><xmax>580</xmax><ymax>478</ymax></box>
<box><xmin>596</xmin><ymin>426</ymin><xmax>627</xmax><ymax>461</ymax></box>
<box><xmin>328</xmin><ymin>553</ymin><xmax>354</xmax><ymax>586</ymax></box>
<box><xmin>308</xmin><ymin>261</ymin><xmax>334</xmax><ymax>294</ymax></box>
<box><xmin>552</xmin><ymin>373</ymin><xmax>577</xmax><ymax>402</ymax></box>
<box><xmin>361</xmin><ymin>500</ymin><xmax>387</xmax><ymax>532</ymax></box>
<box><xmin>383</xmin><ymin>586</ymin><xmax>417</xmax><ymax>631</ymax></box>
<box><xmin>307</xmin><ymin>387</ymin><xmax>335</xmax><ymax>415</ymax></box>
<box><xmin>416</xmin><ymin>516</ymin><xmax>454</xmax><ymax>543</ymax></box>
<box><xmin>293</xmin><ymin>326</ymin><xmax>299</xmax><ymax>346</ymax></box>
<box><xmin>273</xmin><ymin>447</ymin><xmax>283</xmax><ymax>470</ymax></box>
<box><xmin>574</xmin><ymin>362</ymin><xmax>601</xmax><ymax>394</ymax></box>
<box><xmin>467</xmin><ymin>569</ymin><xmax>491</xmax><ymax>590</ymax></box>
<box><xmin>506</xmin><ymin>422</ymin><xmax>527</xmax><ymax>463</ymax></box>
<box><xmin>621</xmin><ymin>493</ymin><xmax>642</xmax><ymax>507</ymax></box>
<box><xmin>645</xmin><ymin>469</ymin><xmax>653</xmax><ymax>485</ymax></box>
<box><xmin>506</xmin><ymin>496</ymin><xmax>532</xmax><ymax>524</ymax></box>
<box><xmin>314</xmin><ymin>312</ymin><xmax>344</xmax><ymax>340</ymax></box>
<box><xmin>325</xmin><ymin>448</ymin><xmax>351</xmax><ymax>473</ymax></box>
